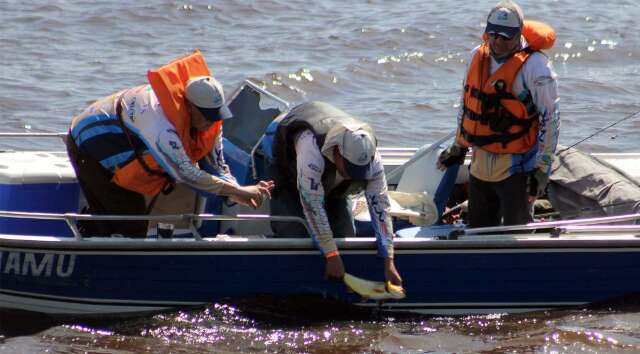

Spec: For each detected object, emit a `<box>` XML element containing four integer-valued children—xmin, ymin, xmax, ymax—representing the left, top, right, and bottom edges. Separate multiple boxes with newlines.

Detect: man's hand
<box><xmin>231</xmin><ymin>180</ymin><xmax>275</xmax><ymax>208</ymax></box>
<box><xmin>384</xmin><ymin>257</ymin><xmax>402</xmax><ymax>286</ymax></box>
<box><xmin>440</xmin><ymin>200</ymin><xmax>468</xmax><ymax>224</ymax></box>
<box><xmin>325</xmin><ymin>254</ymin><xmax>345</xmax><ymax>281</ymax></box>
<box><xmin>257</xmin><ymin>180</ymin><xmax>275</xmax><ymax>198</ymax></box>
<box><xmin>528</xmin><ymin>169</ymin><xmax>549</xmax><ymax>203</ymax></box>
<box><xmin>437</xmin><ymin>145</ymin><xmax>468</xmax><ymax>171</ymax></box>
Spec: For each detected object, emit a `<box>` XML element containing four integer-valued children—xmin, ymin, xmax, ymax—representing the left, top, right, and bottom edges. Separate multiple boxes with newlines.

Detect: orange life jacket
<box><xmin>112</xmin><ymin>50</ymin><xmax>223</xmax><ymax>196</ymax></box>
<box><xmin>456</xmin><ymin>20</ymin><xmax>555</xmax><ymax>154</ymax></box>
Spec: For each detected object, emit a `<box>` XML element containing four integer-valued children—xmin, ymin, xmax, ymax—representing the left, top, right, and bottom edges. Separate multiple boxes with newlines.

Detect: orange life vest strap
<box><xmin>459</xmin><ymin>121</ymin><xmax>533</xmax><ymax>148</ymax></box>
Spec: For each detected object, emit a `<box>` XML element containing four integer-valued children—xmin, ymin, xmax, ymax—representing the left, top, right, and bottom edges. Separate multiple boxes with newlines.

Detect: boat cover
<box><xmin>548</xmin><ymin>146</ymin><xmax>640</xmax><ymax>221</ymax></box>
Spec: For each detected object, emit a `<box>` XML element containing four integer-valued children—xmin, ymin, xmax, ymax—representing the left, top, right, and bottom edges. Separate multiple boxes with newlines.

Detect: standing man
<box><xmin>67</xmin><ymin>51</ymin><xmax>273</xmax><ymax>237</ymax></box>
<box><xmin>270</xmin><ymin>101</ymin><xmax>402</xmax><ymax>285</ymax></box>
<box><xmin>437</xmin><ymin>0</ymin><xmax>560</xmax><ymax>227</ymax></box>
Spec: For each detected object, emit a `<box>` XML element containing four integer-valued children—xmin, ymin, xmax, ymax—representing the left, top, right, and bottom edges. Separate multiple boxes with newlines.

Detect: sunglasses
<box><xmin>488</xmin><ymin>32</ymin><xmax>515</xmax><ymax>40</ymax></box>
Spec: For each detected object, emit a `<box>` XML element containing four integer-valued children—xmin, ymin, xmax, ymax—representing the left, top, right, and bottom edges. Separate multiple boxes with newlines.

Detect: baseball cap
<box><xmin>185</xmin><ymin>76</ymin><xmax>233</xmax><ymax>122</ymax></box>
<box><xmin>339</xmin><ymin>128</ymin><xmax>376</xmax><ymax>179</ymax></box>
<box><xmin>485</xmin><ymin>1</ymin><xmax>524</xmax><ymax>39</ymax></box>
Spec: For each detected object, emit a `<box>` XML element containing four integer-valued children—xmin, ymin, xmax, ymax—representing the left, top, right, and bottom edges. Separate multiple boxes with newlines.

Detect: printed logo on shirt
<box><xmin>367</xmin><ymin>194</ymin><xmax>386</xmax><ymax>222</ymax></box>
<box><xmin>139</xmin><ymin>103</ymin><xmax>149</xmax><ymax>115</ymax></box>
<box><xmin>538</xmin><ymin>113</ymin><xmax>549</xmax><ymax>143</ymax></box>
<box><xmin>307</xmin><ymin>177</ymin><xmax>320</xmax><ymax>191</ymax></box>
<box><xmin>307</xmin><ymin>163</ymin><xmax>322</xmax><ymax>173</ymax></box>
<box><xmin>126</xmin><ymin>96</ymin><xmax>137</xmax><ymax>122</ymax></box>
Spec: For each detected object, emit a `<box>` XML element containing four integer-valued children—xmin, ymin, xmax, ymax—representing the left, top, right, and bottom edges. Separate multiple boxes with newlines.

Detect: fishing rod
<box><xmin>558</xmin><ymin>110</ymin><xmax>640</xmax><ymax>153</ymax></box>
<box><xmin>460</xmin><ymin>212</ymin><xmax>640</xmax><ymax>235</ymax></box>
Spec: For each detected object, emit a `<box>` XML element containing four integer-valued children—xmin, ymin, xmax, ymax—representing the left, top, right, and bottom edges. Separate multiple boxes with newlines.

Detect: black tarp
<box><xmin>548</xmin><ymin>145</ymin><xmax>640</xmax><ymax>220</ymax></box>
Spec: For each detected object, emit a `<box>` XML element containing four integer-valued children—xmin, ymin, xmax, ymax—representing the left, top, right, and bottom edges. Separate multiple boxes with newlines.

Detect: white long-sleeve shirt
<box><xmin>71</xmin><ymin>84</ymin><xmax>238</xmax><ymax>197</ymax></box>
<box><xmin>156</xmin><ymin>126</ymin><xmax>238</xmax><ymax>194</ymax></box>
<box><xmin>294</xmin><ymin>129</ymin><xmax>394</xmax><ymax>258</ymax></box>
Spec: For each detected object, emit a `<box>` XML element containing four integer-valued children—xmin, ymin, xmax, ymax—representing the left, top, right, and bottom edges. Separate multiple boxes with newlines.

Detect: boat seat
<box><xmin>146</xmin><ymin>182</ymin><xmax>201</xmax><ymax>230</ymax></box>
<box><xmin>224</xmin><ymin>82</ymin><xmax>282</xmax><ymax>154</ymax></box>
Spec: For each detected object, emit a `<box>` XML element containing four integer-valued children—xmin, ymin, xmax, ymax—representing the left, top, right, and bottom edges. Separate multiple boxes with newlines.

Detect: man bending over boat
<box><xmin>269</xmin><ymin>101</ymin><xmax>402</xmax><ymax>285</ymax></box>
<box><xmin>66</xmin><ymin>51</ymin><xmax>274</xmax><ymax>237</ymax></box>
<box><xmin>437</xmin><ymin>0</ymin><xmax>560</xmax><ymax>228</ymax></box>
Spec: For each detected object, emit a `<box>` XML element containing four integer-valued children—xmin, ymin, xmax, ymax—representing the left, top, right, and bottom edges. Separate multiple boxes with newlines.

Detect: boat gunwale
<box><xmin>2</xmin><ymin>232</ymin><xmax>640</xmax><ymax>253</ymax></box>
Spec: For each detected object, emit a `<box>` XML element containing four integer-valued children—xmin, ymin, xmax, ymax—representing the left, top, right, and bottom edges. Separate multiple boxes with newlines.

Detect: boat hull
<box><xmin>2</xmin><ymin>235</ymin><xmax>640</xmax><ymax>316</ymax></box>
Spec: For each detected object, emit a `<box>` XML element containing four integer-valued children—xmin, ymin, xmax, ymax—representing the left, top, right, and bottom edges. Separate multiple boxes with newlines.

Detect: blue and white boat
<box><xmin>1</xmin><ymin>81</ymin><xmax>640</xmax><ymax>317</ymax></box>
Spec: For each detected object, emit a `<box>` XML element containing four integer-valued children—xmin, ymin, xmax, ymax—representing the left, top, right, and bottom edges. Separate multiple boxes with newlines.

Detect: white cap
<box><xmin>485</xmin><ymin>0</ymin><xmax>524</xmax><ymax>39</ymax></box>
<box><xmin>185</xmin><ymin>76</ymin><xmax>232</xmax><ymax>121</ymax></box>
<box><xmin>339</xmin><ymin>128</ymin><xmax>376</xmax><ymax>179</ymax></box>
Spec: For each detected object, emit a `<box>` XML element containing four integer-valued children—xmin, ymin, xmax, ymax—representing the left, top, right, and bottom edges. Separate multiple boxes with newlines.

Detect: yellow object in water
<box><xmin>343</xmin><ymin>273</ymin><xmax>406</xmax><ymax>301</ymax></box>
